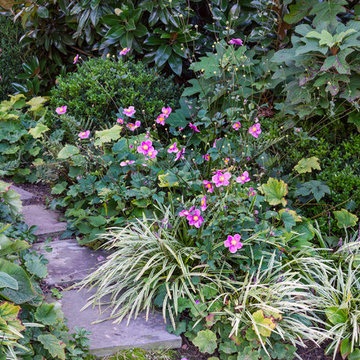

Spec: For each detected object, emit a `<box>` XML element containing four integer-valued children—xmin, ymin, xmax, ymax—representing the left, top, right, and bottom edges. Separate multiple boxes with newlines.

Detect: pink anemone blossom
<box><xmin>123</xmin><ymin>106</ymin><xmax>136</xmax><ymax>117</ymax></box>
<box><xmin>120</xmin><ymin>48</ymin><xmax>130</xmax><ymax>56</ymax></box>
<box><xmin>117</xmin><ymin>117</ymin><xmax>124</xmax><ymax>124</ymax></box>
<box><xmin>127</xmin><ymin>120</ymin><xmax>140</xmax><ymax>131</ymax></box>
<box><xmin>189</xmin><ymin>123</ymin><xmax>200</xmax><ymax>133</ymax></box>
<box><xmin>156</xmin><ymin>113</ymin><xmax>166</xmax><ymax>125</ymax></box>
<box><xmin>229</xmin><ymin>38</ymin><xmax>243</xmax><ymax>46</ymax></box>
<box><xmin>200</xmin><ymin>196</ymin><xmax>207</xmax><ymax>211</ymax></box>
<box><xmin>232</xmin><ymin>122</ymin><xmax>241</xmax><ymax>130</ymax></box>
<box><xmin>249</xmin><ymin>123</ymin><xmax>261</xmax><ymax>138</ymax></box>
<box><xmin>168</xmin><ymin>142</ymin><xmax>178</xmax><ymax>153</ymax></box>
<box><xmin>137</xmin><ymin>140</ymin><xmax>153</xmax><ymax>155</ymax></box>
<box><xmin>236</xmin><ymin>171</ymin><xmax>250</xmax><ymax>184</ymax></box>
<box><xmin>224</xmin><ymin>234</ymin><xmax>243</xmax><ymax>253</ymax></box>
<box><xmin>175</xmin><ymin>148</ymin><xmax>185</xmax><ymax>161</ymax></box>
<box><xmin>120</xmin><ymin>160</ymin><xmax>135</xmax><ymax>166</ymax></box>
<box><xmin>73</xmin><ymin>54</ymin><xmax>79</xmax><ymax>64</ymax></box>
<box><xmin>203</xmin><ymin>154</ymin><xmax>210</xmax><ymax>161</ymax></box>
<box><xmin>146</xmin><ymin>149</ymin><xmax>158</xmax><ymax>159</ymax></box>
<box><xmin>187</xmin><ymin>209</ymin><xmax>203</xmax><ymax>228</ymax></box>
<box><xmin>56</xmin><ymin>106</ymin><xmax>67</xmax><ymax>115</ymax></box>
<box><xmin>203</xmin><ymin>180</ymin><xmax>214</xmax><ymax>193</ymax></box>
<box><xmin>162</xmin><ymin>107</ymin><xmax>172</xmax><ymax>118</ymax></box>
<box><xmin>212</xmin><ymin>171</ymin><xmax>231</xmax><ymax>187</ymax></box>
<box><xmin>248</xmin><ymin>187</ymin><xmax>256</xmax><ymax>196</ymax></box>
<box><xmin>78</xmin><ymin>130</ymin><xmax>90</xmax><ymax>139</ymax></box>
<box><xmin>179</xmin><ymin>209</ymin><xmax>190</xmax><ymax>217</ymax></box>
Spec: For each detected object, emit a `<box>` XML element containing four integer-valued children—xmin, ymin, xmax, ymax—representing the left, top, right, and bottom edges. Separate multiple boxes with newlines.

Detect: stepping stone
<box><xmin>22</xmin><ymin>204</ymin><xmax>67</xmax><ymax>239</ymax></box>
<box><xmin>53</xmin><ymin>288</ymin><xmax>181</xmax><ymax>356</ymax></box>
<box><xmin>34</xmin><ymin>239</ymin><xmax>107</xmax><ymax>286</ymax></box>
<box><xmin>10</xmin><ymin>184</ymin><xmax>36</xmax><ymax>204</ymax></box>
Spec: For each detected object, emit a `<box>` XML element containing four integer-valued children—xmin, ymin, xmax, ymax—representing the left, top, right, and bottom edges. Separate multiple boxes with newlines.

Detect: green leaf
<box><xmin>37</xmin><ymin>6</ymin><xmax>49</xmax><ymax>18</ymax></box>
<box><xmin>349</xmin><ymin>349</ymin><xmax>360</xmax><ymax>360</ymax></box>
<box><xmin>260</xmin><ymin>178</ymin><xmax>288</xmax><ymax>206</ymax></box>
<box><xmin>29</xmin><ymin>123</ymin><xmax>50</xmax><ymax>139</ymax></box>
<box><xmin>35</xmin><ymin>303</ymin><xmax>58</xmax><ymax>325</ymax></box>
<box><xmin>25</xmin><ymin>257</ymin><xmax>48</xmax><ymax>278</ymax></box>
<box><xmin>325</xmin><ymin>306</ymin><xmax>347</xmax><ymax>325</ymax></box>
<box><xmin>334</xmin><ymin>209</ymin><xmax>358</xmax><ymax>228</ymax></box>
<box><xmin>87</xmin><ymin>215</ymin><xmax>107</xmax><ymax>227</ymax></box>
<box><xmin>38</xmin><ymin>333</ymin><xmax>66</xmax><ymax>360</ymax></box>
<box><xmin>294</xmin><ymin>180</ymin><xmax>330</xmax><ymax>202</ymax></box>
<box><xmin>321</xmin><ymin>49</ymin><xmax>353</xmax><ymax>75</ymax></box>
<box><xmin>341</xmin><ymin>339</ymin><xmax>351</xmax><ymax>359</ymax></box>
<box><xmin>168</xmin><ymin>52</ymin><xmax>182</xmax><ymax>76</ymax></box>
<box><xmin>57</xmin><ymin>145</ymin><xmax>80</xmax><ymax>159</ymax></box>
<box><xmin>306</xmin><ymin>30</ymin><xmax>334</xmax><ymax>47</ymax></box>
<box><xmin>310</xmin><ymin>0</ymin><xmax>347</xmax><ymax>26</ymax></box>
<box><xmin>252</xmin><ymin>310</ymin><xmax>276</xmax><ymax>337</ymax></box>
<box><xmin>294</xmin><ymin>157</ymin><xmax>321</xmax><ymax>174</ymax></box>
<box><xmin>155</xmin><ymin>45</ymin><xmax>172</xmax><ymax>68</ymax></box>
<box><xmin>193</xmin><ymin>330</ymin><xmax>217</xmax><ymax>354</ymax></box>
<box><xmin>94</xmin><ymin>125</ymin><xmax>122</xmax><ymax>146</ymax></box>
<box><xmin>283</xmin><ymin>0</ymin><xmax>317</xmax><ymax>24</ymax></box>
<box><xmin>51</xmin><ymin>182</ymin><xmax>68</xmax><ymax>195</ymax></box>
<box><xmin>0</xmin><ymin>272</ymin><xmax>18</xmax><ymax>290</ymax></box>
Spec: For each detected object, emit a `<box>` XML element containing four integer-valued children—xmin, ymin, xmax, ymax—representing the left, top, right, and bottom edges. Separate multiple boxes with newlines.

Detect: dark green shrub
<box><xmin>49</xmin><ymin>57</ymin><xmax>182</xmax><ymax>140</ymax></box>
<box><xmin>0</xmin><ymin>15</ymin><xmax>24</xmax><ymax>100</ymax></box>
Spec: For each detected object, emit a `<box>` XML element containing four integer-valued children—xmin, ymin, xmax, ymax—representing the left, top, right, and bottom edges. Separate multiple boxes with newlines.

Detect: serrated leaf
<box><xmin>57</xmin><ymin>145</ymin><xmax>79</xmax><ymax>159</ymax></box>
<box><xmin>35</xmin><ymin>303</ymin><xmax>58</xmax><ymax>325</ymax></box>
<box><xmin>260</xmin><ymin>178</ymin><xmax>288</xmax><ymax>206</ymax></box>
<box><xmin>310</xmin><ymin>0</ymin><xmax>347</xmax><ymax>26</ymax></box>
<box><xmin>193</xmin><ymin>330</ymin><xmax>217</xmax><ymax>354</ymax></box>
<box><xmin>252</xmin><ymin>310</ymin><xmax>276</xmax><ymax>337</ymax></box>
<box><xmin>294</xmin><ymin>180</ymin><xmax>330</xmax><ymax>202</ymax></box>
<box><xmin>94</xmin><ymin>125</ymin><xmax>122</xmax><ymax>146</ymax></box>
<box><xmin>294</xmin><ymin>157</ymin><xmax>321</xmax><ymax>174</ymax></box>
<box><xmin>26</xmin><ymin>96</ymin><xmax>49</xmax><ymax>111</ymax></box>
<box><xmin>334</xmin><ymin>209</ymin><xmax>358</xmax><ymax>228</ymax></box>
<box><xmin>25</xmin><ymin>257</ymin><xmax>48</xmax><ymax>278</ymax></box>
<box><xmin>29</xmin><ymin>123</ymin><xmax>50</xmax><ymax>139</ymax></box>
<box><xmin>38</xmin><ymin>333</ymin><xmax>66</xmax><ymax>360</ymax></box>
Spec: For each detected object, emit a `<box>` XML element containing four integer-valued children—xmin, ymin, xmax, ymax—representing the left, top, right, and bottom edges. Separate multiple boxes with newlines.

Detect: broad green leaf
<box><xmin>321</xmin><ymin>48</ymin><xmax>353</xmax><ymax>75</ymax></box>
<box><xmin>51</xmin><ymin>182</ymin><xmax>68</xmax><ymax>195</ymax></box>
<box><xmin>168</xmin><ymin>52</ymin><xmax>182</xmax><ymax>76</ymax></box>
<box><xmin>29</xmin><ymin>123</ymin><xmax>50</xmax><ymax>139</ymax></box>
<box><xmin>57</xmin><ymin>145</ymin><xmax>79</xmax><ymax>159</ymax></box>
<box><xmin>94</xmin><ymin>125</ymin><xmax>122</xmax><ymax>146</ymax></box>
<box><xmin>325</xmin><ymin>306</ymin><xmax>347</xmax><ymax>325</ymax></box>
<box><xmin>25</xmin><ymin>257</ymin><xmax>48</xmax><ymax>278</ymax></box>
<box><xmin>334</xmin><ymin>209</ymin><xmax>358</xmax><ymax>228</ymax></box>
<box><xmin>26</xmin><ymin>96</ymin><xmax>49</xmax><ymax>111</ymax></box>
<box><xmin>341</xmin><ymin>339</ymin><xmax>351</xmax><ymax>359</ymax></box>
<box><xmin>38</xmin><ymin>333</ymin><xmax>66</xmax><ymax>360</ymax></box>
<box><xmin>193</xmin><ymin>330</ymin><xmax>217</xmax><ymax>354</ymax></box>
<box><xmin>310</xmin><ymin>0</ymin><xmax>347</xmax><ymax>26</ymax></box>
<box><xmin>35</xmin><ymin>303</ymin><xmax>58</xmax><ymax>325</ymax></box>
<box><xmin>294</xmin><ymin>157</ymin><xmax>321</xmax><ymax>174</ymax></box>
<box><xmin>0</xmin><ymin>181</ymin><xmax>11</xmax><ymax>193</ymax></box>
<box><xmin>0</xmin><ymin>272</ymin><xmax>18</xmax><ymax>290</ymax></box>
<box><xmin>260</xmin><ymin>178</ymin><xmax>288</xmax><ymax>206</ymax></box>
<box><xmin>158</xmin><ymin>173</ymin><xmax>179</xmax><ymax>188</ymax></box>
<box><xmin>306</xmin><ymin>30</ymin><xmax>334</xmax><ymax>47</ymax></box>
<box><xmin>283</xmin><ymin>0</ymin><xmax>317</xmax><ymax>24</ymax></box>
<box><xmin>294</xmin><ymin>180</ymin><xmax>330</xmax><ymax>202</ymax></box>
<box><xmin>87</xmin><ymin>215</ymin><xmax>107</xmax><ymax>227</ymax></box>
<box><xmin>252</xmin><ymin>310</ymin><xmax>276</xmax><ymax>337</ymax></box>
<box><xmin>349</xmin><ymin>349</ymin><xmax>360</xmax><ymax>360</ymax></box>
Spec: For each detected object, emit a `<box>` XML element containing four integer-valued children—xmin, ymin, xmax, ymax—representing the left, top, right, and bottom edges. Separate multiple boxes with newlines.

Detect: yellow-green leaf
<box><xmin>29</xmin><ymin>123</ymin><xmax>50</xmax><ymax>139</ymax></box>
<box><xmin>294</xmin><ymin>157</ymin><xmax>321</xmax><ymax>174</ymax></box>
<box><xmin>94</xmin><ymin>125</ymin><xmax>122</xmax><ymax>146</ymax></box>
<box><xmin>260</xmin><ymin>178</ymin><xmax>288</xmax><ymax>206</ymax></box>
<box><xmin>252</xmin><ymin>310</ymin><xmax>276</xmax><ymax>337</ymax></box>
<box><xmin>26</xmin><ymin>96</ymin><xmax>49</xmax><ymax>112</ymax></box>
<box><xmin>334</xmin><ymin>209</ymin><xmax>358</xmax><ymax>228</ymax></box>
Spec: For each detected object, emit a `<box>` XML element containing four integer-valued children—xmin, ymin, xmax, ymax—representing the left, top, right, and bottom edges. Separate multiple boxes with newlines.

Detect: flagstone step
<box><xmin>22</xmin><ymin>204</ymin><xmax>67</xmax><ymax>239</ymax></box>
<box><xmin>51</xmin><ymin>288</ymin><xmax>182</xmax><ymax>357</ymax></box>
<box><xmin>10</xmin><ymin>184</ymin><xmax>36</xmax><ymax>204</ymax></box>
<box><xmin>34</xmin><ymin>238</ymin><xmax>107</xmax><ymax>286</ymax></box>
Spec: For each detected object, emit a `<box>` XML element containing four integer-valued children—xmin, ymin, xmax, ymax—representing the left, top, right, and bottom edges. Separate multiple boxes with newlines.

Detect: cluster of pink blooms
<box><xmin>156</xmin><ymin>107</ymin><xmax>172</xmax><ymax>126</ymax></box>
<box><xmin>120</xmin><ymin>47</ymin><xmax>130</xmax><ymax>56</ymax></box>
<box><xmin>137</xmin><ymin>140</ymin><xmax>158</xmax><ymax>160</ymax></box>
<box><xmin>120</xmin><ymin>159</ymin><xmax>135</xmax><ymax>167</ymax></box>
<box><xmin>179</xmin><ymin>206</ymin><xmax>204</xmax><ymax>228</ymax></box>
<box><xmin>212</xmin><ymin>171</ymin><xmax>231</xmax><ymax>187</ymax></box>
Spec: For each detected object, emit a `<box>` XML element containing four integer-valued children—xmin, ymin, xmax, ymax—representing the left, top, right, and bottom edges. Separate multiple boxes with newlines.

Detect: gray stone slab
<box><xmin>54</xmin><ymin>289</ymin><xmax>181</xmax><ymax>356</ymax></box>
<box><xmin>22</xmin><ymin>204</ymin><xmax>67</xmax><ymax>238</ymax></box>
<box><xmin>10</xmin><ymin>185</ymin><xmax>36</xmax><ymax>203</ymax></box>
<box><xmin>34</xmin><ymin>239</ymin><xmax>107</xmax><ymax>286</ymax></box>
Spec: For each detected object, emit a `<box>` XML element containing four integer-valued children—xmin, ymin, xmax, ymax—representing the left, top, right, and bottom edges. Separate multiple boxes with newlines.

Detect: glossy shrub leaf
<box><xmin>325</xmin><ymin>306</ymin><xmax>347</xmax><ymax>325</ymax></box>
<box><xmin>168</xmin><ymin>52</ymin><xmax>182</xmax><ymax>76</ymax></box>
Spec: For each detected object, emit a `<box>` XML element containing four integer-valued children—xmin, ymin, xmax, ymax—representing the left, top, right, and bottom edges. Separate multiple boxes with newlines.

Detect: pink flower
<box><xmin>78</xmin><ymin>130</ymin><xmax>90</xmax><ymax>139</ymax></box>
<box><xmin>203</xmin><ymin>180</ymin><xmax>213</xmax><ymax>193</ymax></box>
<box><xmin>156</xmin><ymin>113</ymin><xmax>166</xmax><ymax>126</ymax></box>
<box><xmin>212</xmin><ymin>172</ymin><xmax>231</xmax><ymax>187</ymax></box>
<box><xmin>120</xmin><ymin>47</ymin><xmax>130</xmax><ymax>56</ymax></box>
<box><xmin>168</xmin><ymin>142</ymin><xmax>178</xmax><ymax>153</ymax></box>
<box><xmin>146</xmin><ymin>149</ymin><xmax>158</xmax><ymax>160</ymax></box>
<box><xmin>203</xmin><ymin>154</ymin><xmax>210</xmax><ymax>161</ymax></box>
<box><xmin>145</xmin><ymin>131</ymin><xmax>150</xmax><ymax>139</ymax></box>
<box><xmin>236</xmin><ymin>171</ymin><xmax>250</xmax><ymax>184</ymax></box>
<box><xmin>123</xmin><ymin>106</ymin><xmax>136</xmax><ymax>117</ymax></box>
<box><xmin>129</xmin><ymin>145</ymin><xmax>134</xmax><ymax>149</ymax></box>
<box><xmin>249</xmin><ymin>123</ymin><xmax>261</xmax><ymax>138</ymax></box>
<box><xmin>189</xmin><ymin>123</ymin><xmax>200</xmax><ymax>133</ymax></box>
<box><xmin>120</xmin><ymin>160</ymin><xmax>135</xmax><ymax>166</ymax></box>
<box><xmin>224</xmin><ymin>234</ymin><xmax>243</xmax><ymax>253</ymax></box>
<box><xmin>127</xmin><ymin>120</ymin><xmax>140</xmax><ymax>131</ymax></box>
<box><xmin>175</xmin><ymin>148</ymin><xmax>185</xmax><ymax>161</ymax></box>
<box><xmin>200</xmin><ymin>196</ymin><xmax>207</xmax><ymax>211</ymax></box>
<box><xmin>224</xmin><ymin>158</ymin><xmax>230</xmax><ymax>164</ymax></box>
<box><xmin>213</xmin><ymin>138</ymin><xmax>221</xmax><ymax>148</ymax></box>
<box><xmin>248</xmin><ymin>187</ymin><xmax>256</xmax><ymax>196</ymax></box>
<box><xmin>137</xmin><ymin>140</ymin><xmax>153</xmax><ymax>155</ymax></box>
<box><xmin>162</xmin><ymin>107</ymin><xmax>172</xmax><ymax>118</ymax></box>
<box><xmin>232</xmin><ymin>122</ymin><xmax>241</xmax><ymax>130</ymax></box>
<box><xmin>117</xmin><ymin>117</ymin><xmax>124</xmax><ymax>124</ymax></box>
<box><xmin>73</xmin><ymin>54</ymin><xmax>79</xmax><ymax>64</ymax></box>
<box><xmin>229</xmin><ymin>38</ymin><xmax>243</xmax><ymax>46</ymax></box>
<box><xmin>56</xmin><ymin>106</ymin><xmax>67</xmax><ymax>115</ymax></box>
<box><xmin>187</xmin><ymin>209</ymin><xmax>203</xmax><ymax>228</ymax></box>
<box><xmin>179</xmin><ymin>209</ymin><xmax>190</xmax><ymax>217</ymax></box>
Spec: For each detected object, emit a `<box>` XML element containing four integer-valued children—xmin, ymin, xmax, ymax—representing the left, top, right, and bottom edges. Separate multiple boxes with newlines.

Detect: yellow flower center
<box><xmin>206</xmin><ymin>184</ymin><xmax>211</xmax><ymax>188</ymax></box>
<box><xmin>193</xmin><ymin>216</ymin><xmax>199</xmax><ymax>221</ymax></box>
<box><xmin>148</xmin><ymin>152</ymin><xmax>152</xmax><ymax>156</ymax></box>
<box><xmin>122</xmin><ymin>48</ymin><xmax>127</xmax><ymax>52</ymax></box>
<box><xmin>143</xmin><ymin>145</ymin><xmax>148</xmax><ymax>150</ymax></box>
<box><xmin>231</xmin><ymin>239</ymin><xmax>237</xmax><ymax>246</ymax></box>
<box><xmin>241</xmin><ymin>176</ymin><xmax>245</xmax><ymax>181</ymax></box>
<box><xmin>219</xmin><ymin>176</ymin><xmax>225</xmax><ymax>182</ymax></box>
<box><xmin>252</xmin><ymin>127</ymin><xmax>257</xmax><ymax>132</ymax></box>
<box><xmin>201</xmin><ymin>199</ymin><xmax>205</xmax><ymax>205</ymax></box>
<box><xmin>169</xmin><ymin>145</ymin><xmax>174</xmax><ymax>149</ymax></box>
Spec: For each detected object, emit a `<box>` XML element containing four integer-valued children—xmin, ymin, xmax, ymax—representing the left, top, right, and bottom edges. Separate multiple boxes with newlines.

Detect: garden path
<box><xmin>11</xmin><ymin>184</ymin><xmax>181</xmax><ymax>357</ymax></box>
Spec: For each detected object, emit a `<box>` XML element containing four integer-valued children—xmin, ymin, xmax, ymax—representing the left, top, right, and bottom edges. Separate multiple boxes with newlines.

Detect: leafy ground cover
<box><xmin>1</xmin><ymin>0</ymin><xmax>360</xmax><ymax>359</ymax></box>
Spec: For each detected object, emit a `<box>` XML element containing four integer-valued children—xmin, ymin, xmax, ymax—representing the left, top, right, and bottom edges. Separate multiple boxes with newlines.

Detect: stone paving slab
<box><xmin>34</xmin><ymin>239</ymin><xmax>107</xmax><ymax>286</ymax></box>
<box><xmin>22</xmin><ymin>204</ymin><xmax>67</xmax><ymax>238</ymax></box>
<box><xmin>10</xmin><ymin>185</ymin><xmax>36</xmax><ymax>203</ymax></box>
<box><xmin>52</xmin><ymin>288</ymin><xmax>181</xmax><ymax>356</ymax></box>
